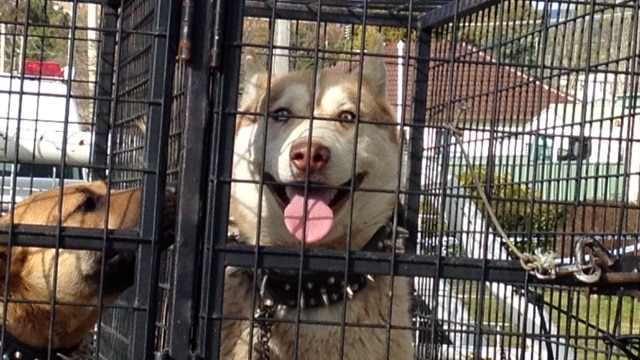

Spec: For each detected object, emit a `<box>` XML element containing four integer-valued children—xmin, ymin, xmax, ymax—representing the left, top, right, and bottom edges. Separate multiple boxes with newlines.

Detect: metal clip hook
<box><xmin>573</xmin><ymin>237</ymin><xmax>603</xmax><ymax>283</ymax></box>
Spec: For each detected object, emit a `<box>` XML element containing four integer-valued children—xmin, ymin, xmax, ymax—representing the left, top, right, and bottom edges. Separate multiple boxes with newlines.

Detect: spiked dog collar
<box><xmin>0</xmin><ymin>328</ymin><xmax>79</xmax><ymax>360</ymax></box>
<box><xmin>249</xmin><ymin>221</ymin><xmax>408</xmax><ymax>309</ymax></box>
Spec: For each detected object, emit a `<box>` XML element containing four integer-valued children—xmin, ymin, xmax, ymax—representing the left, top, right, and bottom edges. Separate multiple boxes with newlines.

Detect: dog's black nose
<box><xmin>99</xmin><ymin>250</ymin><xmax>136</xmax><ymax>295</ymax></box>
<box><xmin>290</xmin><ymin>141</ymin><xmax>331</xmax><ymax>172</ymax></box>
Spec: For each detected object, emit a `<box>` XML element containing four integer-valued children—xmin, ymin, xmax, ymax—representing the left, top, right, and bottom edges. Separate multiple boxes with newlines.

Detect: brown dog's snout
<box><xmin>290</xmin><ymin>141</ymin><xmax>331</xmax><ymax>172</ymax></box>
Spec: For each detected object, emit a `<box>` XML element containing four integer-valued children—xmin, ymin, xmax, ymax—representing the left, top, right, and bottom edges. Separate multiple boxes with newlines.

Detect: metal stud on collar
<box><xmin>321</xmin><ymin>287</ymin><xmax>330</xmax><ymax>306</ymax></box>
<box><xmin>2</xmin><ymin>353</ymin><xmax>26</xmax><ymax>360</ymax></box>
<box><xmin>346</xmin><ymin>286</ymin><xmax>354</xmax><ymax>299</ymax></box>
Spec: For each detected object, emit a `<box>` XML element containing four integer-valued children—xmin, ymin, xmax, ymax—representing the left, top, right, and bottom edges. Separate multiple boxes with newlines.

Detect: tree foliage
<box><xmin>242</xmin><ymin>18</ymin><xmax>344</xmax><ymax>71</ymax></box>
<box><xmin>456</xmin><ymin>166</ymin><xmax>563</xmax><ymax>253</ymax></box>
<box><xmin>0</xmin><ymin>0</ymin><xmax>70</xmax><ymax>66</ymax></box>
<box><xmin>334</xmin><ymin>25</ymin><xmax>415</xmax><ymax>52</ymax></box>
<box><xmin>242</xmin><ymin>19</ymin><xmax>416</xmax><ymax>72</ymax></box>
<box><xmin>455</xmin><ymin>0</ymin><xmax>542</xmax><ymax>66</ymax></box>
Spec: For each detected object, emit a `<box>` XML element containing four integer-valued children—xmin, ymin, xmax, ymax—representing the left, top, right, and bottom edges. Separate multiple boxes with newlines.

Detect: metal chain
<box><xmin>255</xmin><ymin>300</ymin><xmax>274</xmax><ymax>360</ymax></box>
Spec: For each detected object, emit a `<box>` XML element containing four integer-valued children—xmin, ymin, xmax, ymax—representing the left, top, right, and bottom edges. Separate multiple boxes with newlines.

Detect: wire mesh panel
<box><xmin>201</xmin><ymin>1</ymin><xmax>424</xmax><ymax>359</ymax></box>
<box><xmin>197</xmin><ymin>1</ymin><xmax>640</xmax><ymax>360</ymax></box>
<box><xmin>0</xmin><ymin>0</ymin><xmax>181</xmax><ymax>359</ymax></box>
<box><xmin>419</xmin><ymin>0</ymin><xmax>640</xmax><ymax>359</ymax></box>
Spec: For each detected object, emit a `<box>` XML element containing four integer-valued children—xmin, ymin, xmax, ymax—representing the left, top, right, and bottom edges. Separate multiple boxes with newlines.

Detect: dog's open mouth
<box><xmin>263</xmin><ymin>173</ymin><xmax>366</xmax><ymax>244</ymax></box>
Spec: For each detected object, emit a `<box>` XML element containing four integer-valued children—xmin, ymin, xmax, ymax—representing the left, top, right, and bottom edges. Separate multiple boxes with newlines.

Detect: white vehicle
<box><xmin>0</xmin><ymin>61</ymin><xmax>93</xmax><ymax>211</ymax></box>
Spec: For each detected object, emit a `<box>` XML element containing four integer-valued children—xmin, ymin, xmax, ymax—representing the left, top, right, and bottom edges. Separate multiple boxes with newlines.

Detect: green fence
<box><xmin>438</xmin><ymin>156</ymin><xmax>627</xmax><ymax>202</ymax></box>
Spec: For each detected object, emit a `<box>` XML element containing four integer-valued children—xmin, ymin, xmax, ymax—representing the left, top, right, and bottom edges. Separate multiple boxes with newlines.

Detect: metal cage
<box><xmin>199</xmin><ymin>1</ymin><xmax>640</xmax><ymax>360</ymax></box>
<box><xmin>0</xmin><ymin>0</ymin><xmax>181</xmax><ymax>358</ymax></box>
<box><xmin>1</xmin><ymin>0</ymin><xmax>640</xmax><ymax>359</ymax></box>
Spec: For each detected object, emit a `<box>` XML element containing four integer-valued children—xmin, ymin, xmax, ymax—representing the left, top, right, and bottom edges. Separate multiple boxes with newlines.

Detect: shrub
<box><xmin>456</xmin><ymin>166</ymin><xmax>563</xmax><ymax>253</ymax></box>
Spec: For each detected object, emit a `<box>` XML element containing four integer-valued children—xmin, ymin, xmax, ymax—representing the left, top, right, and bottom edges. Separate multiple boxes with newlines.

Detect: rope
<box><xmin>443</xmin><ymin>120</ymin><xmax>557</xmax><ymax>276</ymax></box>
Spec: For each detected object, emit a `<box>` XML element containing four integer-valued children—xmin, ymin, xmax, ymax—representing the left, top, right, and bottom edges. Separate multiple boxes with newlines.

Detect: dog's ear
<box><xmin>360</xmin><ymin>33</ymin><xmax>387</xmax><ymax>98</ymax></box>
<box><xmin>239</xmin><ymin>54</ymin><xmax>269</xmax><ymax>112</ymax></box>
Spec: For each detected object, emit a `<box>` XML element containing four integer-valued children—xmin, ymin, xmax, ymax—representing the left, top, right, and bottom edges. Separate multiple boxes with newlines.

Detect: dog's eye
<box><xmin>338</xmin><ymin>111</ymin><xmax>356</xmax><ymax>121</ymax></box>
<box><xmin>271</xmin><ymin>108</ymin><xmax>291</xmax><ymax>122</ymax></box>
<box><xmin>81</xmin><ymin>196</ymin><xmax>98</xmax><ymax>212</ymax></box>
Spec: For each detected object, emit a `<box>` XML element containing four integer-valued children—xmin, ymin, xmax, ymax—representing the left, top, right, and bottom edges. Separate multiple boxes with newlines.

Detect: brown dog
<box><xmin>0</xmin><ymin>181</ymin><xmax>175</xmax><ymax>359</ymax></box>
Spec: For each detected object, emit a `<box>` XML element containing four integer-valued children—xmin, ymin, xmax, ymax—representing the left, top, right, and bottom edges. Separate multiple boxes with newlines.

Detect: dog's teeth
<box><xmin>285</xmin><ymin>187</ymin><xmax>294</xmax><ymax>199</ymax></box>
<box><xmin>328</xmin><ymin>189</ymin><xmax>337</xmax><ymax>200</ymax></box>
<box><xmin>366</xmin><ymin>275</ymin><xmax>375</xmax><ymax>283</ymax></box>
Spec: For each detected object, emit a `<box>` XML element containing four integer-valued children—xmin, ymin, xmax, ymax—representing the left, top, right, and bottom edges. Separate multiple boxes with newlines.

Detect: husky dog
<box><xmin>224</xmin><ymin>35</ymin><xmax>413</xmax><ymax>360</ymax></box>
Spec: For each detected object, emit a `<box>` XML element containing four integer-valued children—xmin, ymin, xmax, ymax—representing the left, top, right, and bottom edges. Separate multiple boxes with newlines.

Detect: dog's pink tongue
<box><xmin>284</xmin><ymin>190</ymin><xmax>334</xmax><ymax>244</ymax></box>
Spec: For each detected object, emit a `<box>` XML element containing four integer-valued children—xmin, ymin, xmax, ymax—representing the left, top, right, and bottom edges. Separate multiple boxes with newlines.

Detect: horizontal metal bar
<box><xmin>244</xmin><ymin>1</ymin><xmax>418</xmax><ymax>28</ymax></box>
<box><xmin>0</xmin><ymin>226</ymin><xmax>149</xmax><ymax>251</ymax></box>
<box><xmin>222</xmin><ymin>244</ymin><xmax>640</xmax><ymax>291</ymax></box>
<box><xmin>419</xmin><ymin>0</ymin><xmax>501</xmax><ymax>29</ymax></box>
<box><xmin>223</xmin><ymin>244</ymin><xmax>527</xmax><ymax>283</ymax></box>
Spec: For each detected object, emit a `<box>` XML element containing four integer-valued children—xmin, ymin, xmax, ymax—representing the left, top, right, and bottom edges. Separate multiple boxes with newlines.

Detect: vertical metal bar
<box><xmin>91</xmin><ymin>7</ymin><xmax>118</xmax><ymax>180</ymax></box>
<box><xmin>131</xmin><ymin>0</ymin><xmax>182</xmax><ymax>357</ymax></box>
<box><xmin>405</xmin><ymin>29</ymin><xmax>431</xmax><ymax>254</ymax></box>
<box><xmin>178</xmin><ymin>0</ymin><xmax>194</xmax><ymax>61</ymax></box>
<box><xmin>168</xmin><ymin>0</ymin><xmax>215</xmax><ymax>357</ymax></box>
<box><xmin>199</xmin><ymin>0</ymin><xmax>244</xmax><ymax>358</ymax></box>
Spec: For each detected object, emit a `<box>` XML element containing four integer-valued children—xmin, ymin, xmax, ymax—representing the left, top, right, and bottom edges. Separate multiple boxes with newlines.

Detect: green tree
<box><xmin>334</xmin><ymin>25</ymin><xmax>416</xmax><ymax>53</ymax></box>
<box><xmin>456</xmin><ymin>166</ymin><xmax>562</xmax><ymax>254</ymax></box>
<box><xmin>0</xmin><ymin>0</ymin><xmax>70</xmax><ymax>66</ymax></box>
<box><xmin>456</xmin><ymin>0</ymin><xmax>543</xmax><ymax>66</ymax></box>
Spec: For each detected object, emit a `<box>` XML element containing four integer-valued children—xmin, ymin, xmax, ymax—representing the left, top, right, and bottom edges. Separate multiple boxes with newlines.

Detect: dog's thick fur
<box><xmin>225</xmin><ymin>36</ymin><xmax>413</xmax><ymax>360</ymax></box>
<box><xmin>0</xmin><ymin>181</ymin><xmax>174</xmax><ymax>352</ymax></box>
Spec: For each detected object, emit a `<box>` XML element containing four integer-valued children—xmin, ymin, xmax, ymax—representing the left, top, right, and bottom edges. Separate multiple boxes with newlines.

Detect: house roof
<box><xmin>381</xmin><ymin>41</ymin><xmax>572</xmax><ymax>125</ymax></box>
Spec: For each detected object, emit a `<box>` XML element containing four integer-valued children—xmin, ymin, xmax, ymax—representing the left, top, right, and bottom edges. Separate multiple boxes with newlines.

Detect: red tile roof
<box><xmin>379</xmin><ymin>41</ymin><xmax>572</xmax><ymax>125</ymax></box>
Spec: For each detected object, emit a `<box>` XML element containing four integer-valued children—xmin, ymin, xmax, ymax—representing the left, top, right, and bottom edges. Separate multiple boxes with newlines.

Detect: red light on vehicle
<box><xmin>23</xmin><ymin>61</ymin><xmax>64</xmax><ymax>79</ymax></box>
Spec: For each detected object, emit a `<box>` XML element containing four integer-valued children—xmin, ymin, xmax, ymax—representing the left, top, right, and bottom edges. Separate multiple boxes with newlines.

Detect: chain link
<box><xmin>255</xmin><ymin>300</ymin><xmax>274</xmax><ymax>360</ymax></box>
